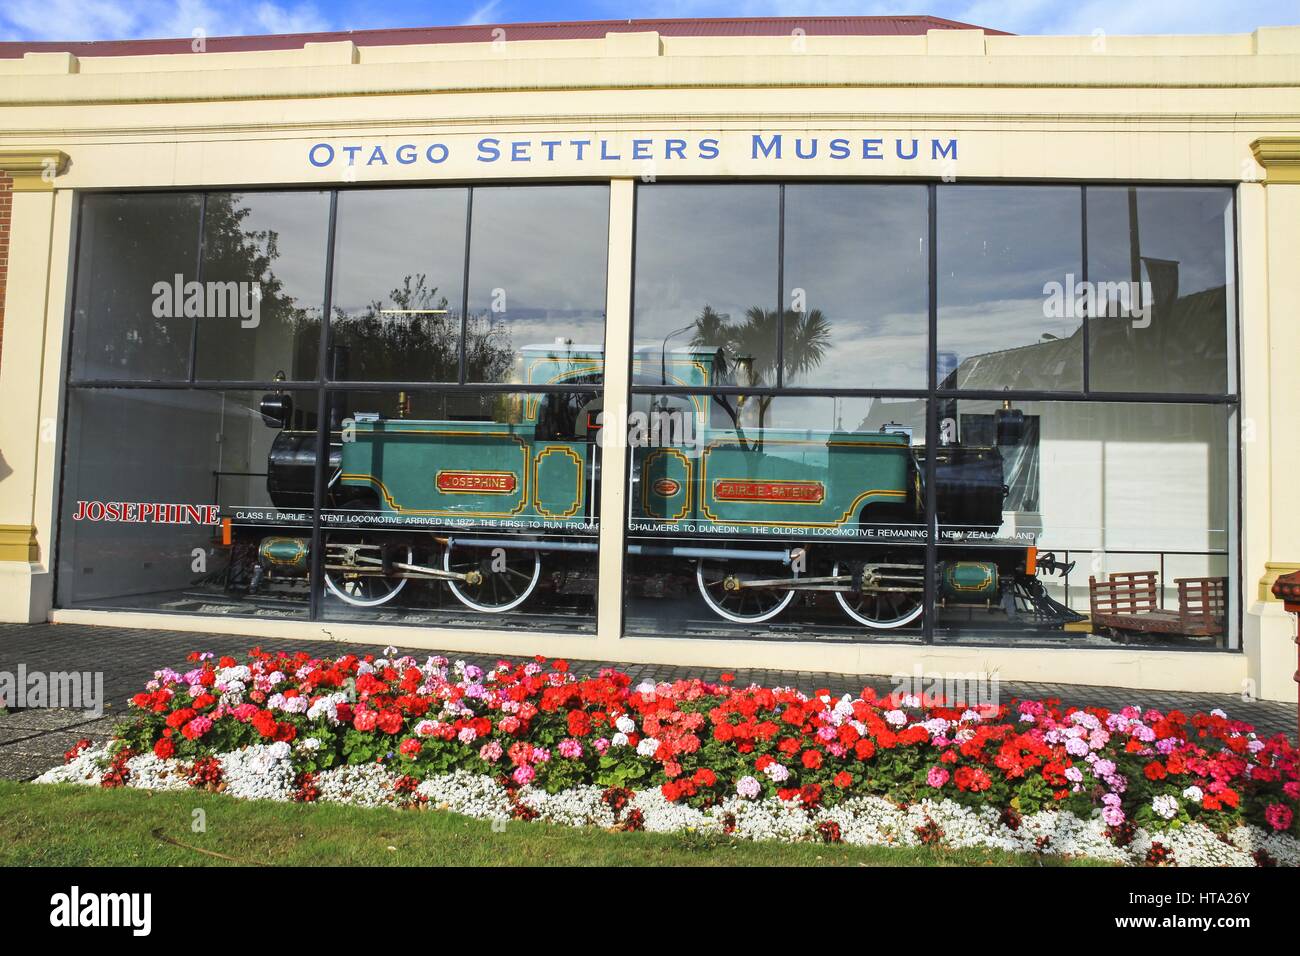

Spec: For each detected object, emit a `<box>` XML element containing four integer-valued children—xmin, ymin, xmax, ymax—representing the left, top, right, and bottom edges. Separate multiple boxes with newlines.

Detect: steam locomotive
<box><xmin>227</xmin><ymin>345</ymin><xmax>1079</xmax><ymax>630</ymax></box>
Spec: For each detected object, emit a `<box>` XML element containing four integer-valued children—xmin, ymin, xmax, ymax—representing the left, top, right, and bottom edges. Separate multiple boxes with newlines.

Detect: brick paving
<box><xmin>0</xmin><ymin>621</ymin><xmax>1293</xmax><ymax>781</ymax></box>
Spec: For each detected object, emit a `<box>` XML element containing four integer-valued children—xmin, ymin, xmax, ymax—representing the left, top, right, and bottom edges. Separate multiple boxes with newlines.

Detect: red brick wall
<box><xmin>0</xmin><ymin>170</ymin><xmax>10</xmax><ymax>367</ymax></box>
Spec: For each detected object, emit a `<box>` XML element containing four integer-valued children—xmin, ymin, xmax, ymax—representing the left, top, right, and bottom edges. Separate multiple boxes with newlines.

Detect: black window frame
<box><xmin>57</xmin><ymin>182</ymin><xmax>612</xmax><ymax>624</ymax></box>
<box><xmin>624</xmin><ymin>179</ymin><xmax>1242</xmax><ymax>650</ymax></box>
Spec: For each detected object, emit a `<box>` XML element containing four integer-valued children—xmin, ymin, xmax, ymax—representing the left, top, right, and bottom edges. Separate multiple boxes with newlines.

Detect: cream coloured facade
<box><xmin>0</xmin><ymin>21</ymin><xmax>1297</xmax><ymax>698</ymax></box>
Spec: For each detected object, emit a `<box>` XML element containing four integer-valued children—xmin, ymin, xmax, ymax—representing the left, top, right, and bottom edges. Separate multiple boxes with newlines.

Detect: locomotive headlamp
<box><xmin>995</xmin><ymin>398</ymin><xmax>1025</xmax><ymax>446</ymax></box>
<box><xmin>258</xmin><ymin>371</ymin><xmax>292</xmax><ymax>428</ymax></box>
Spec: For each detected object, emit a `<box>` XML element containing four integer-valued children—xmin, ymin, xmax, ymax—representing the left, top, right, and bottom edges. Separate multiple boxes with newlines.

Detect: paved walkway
<box><xmin>0</xmin><ymin>621</ymin><xmax>1293</xmax><ymax>781</ymax></box>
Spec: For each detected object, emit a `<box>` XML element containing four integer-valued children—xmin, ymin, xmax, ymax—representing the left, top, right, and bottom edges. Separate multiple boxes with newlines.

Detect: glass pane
<box><xmin>194</xmin><ymin>191</ymin><xmax>331</xmax><ymax>382</ymax></box>
<box><xmin>329</xmin><ymin>188</ymin><xmax>468</xmax><ymax>383</ymax></box>
<box><xmin>56</xmin><ymin>387</ymin><xmax>317</xmax><ymax>618</ymax></box>
<box><xmin>633</xmin><ymin>184</ymin><xmax>779</xmax><ymax>385</ymax></box>
<box><xmin>466</xmin><ymin>185</ymin><xmax>609</xmax><ymax>384</ymax></box>
<box><xmin>316</xmin><ymin>388</ymin><xmax>600</xmax><ymax>631</ymax></box>
<box><xmin>70</xmin><ymin>192</ymin><xmax>202</xmax><ymax>381</ymax></box>
<box><xmin>931</xmin><ymin>399</ymin><xmax>1232</xmax><ymax>648</ymax></box>
<box><xmin>624</xmin><ymin>394</ymin><xmax>927</xmax><ymax>641</ymax></box>
<box><xmin>937</xmin><ymin>186</ymin><xmax>1083</xmax><ymax>390</ymax></box>
<box><xmin>783</xmin><ymin>185</ymin><xmax>929</xmax><ymax>388</ymax></box>
<box><xmin>1086</xmin><ymin>187</ymin><xmax>1233</xmax><ymax>394</ymax></box>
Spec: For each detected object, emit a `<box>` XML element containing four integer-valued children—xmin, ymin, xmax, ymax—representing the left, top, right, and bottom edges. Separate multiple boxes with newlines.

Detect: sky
<box><xmin>0</xmin><ymin>0</ymin><xmax>1296</xmax><ymax>44</ymax></box>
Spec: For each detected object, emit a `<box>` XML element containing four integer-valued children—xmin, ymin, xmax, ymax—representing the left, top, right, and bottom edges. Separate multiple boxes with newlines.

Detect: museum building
<box><xmin>0</xmin><ymin>15</ymin><xmax>1298</xmax><ymax>699</ymax></box>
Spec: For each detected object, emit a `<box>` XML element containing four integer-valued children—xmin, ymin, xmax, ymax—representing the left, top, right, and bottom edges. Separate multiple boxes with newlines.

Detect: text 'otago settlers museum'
<box><xmin>71</xmin><ymin>501</ymin><xmax>220</xmax><ymax>524</ymax></box>
<box><xmin>306</xmin><ymin>134</ymin><xmax>960</xmax><ymax>168</ymax></box>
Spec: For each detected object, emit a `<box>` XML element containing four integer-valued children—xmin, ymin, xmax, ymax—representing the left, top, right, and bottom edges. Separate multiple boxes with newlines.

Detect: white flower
<box><xmin>615</xmin><ymin>715</ymin><xmax>637</xmax><ymax>735</ymax></box>
<box><xmin>763</xmin><ymin>762</ymin><xmax>791</xmax><ymax>783</ymax></box>
<box><xmin>884</xmin><ymin>710</ymin><xmax>907</xmax><ymax>727</ymax></box>
<box><xmin>611</xmin><ymin>732</ymin><xmax>629</xmax><ymax>747</ymax></box>
<box><xmin>1152</xmin><ymin>795</ymin><xmax>1179</xmax><ymax>820</ymax></box>
<box><xmin>636</xmin><ymin>737</ymin><xmax>661</xmax><ymax>757</ymax></box>
<box><xmin>1182</xmin><ymin>786</ymin><xmax>1204</xmax><ymax>804</ymax></box>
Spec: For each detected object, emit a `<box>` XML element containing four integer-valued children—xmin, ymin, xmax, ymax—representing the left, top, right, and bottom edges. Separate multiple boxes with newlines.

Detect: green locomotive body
<box><xmin>235</xmin><ymin>344</ymin><xmax>1078</xmax><ymax>629</ymax></box>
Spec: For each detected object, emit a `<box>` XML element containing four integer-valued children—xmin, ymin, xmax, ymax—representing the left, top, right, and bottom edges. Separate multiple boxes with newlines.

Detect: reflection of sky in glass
<box><xmin>1086</xmin><ymin>187</ymin><xmax>1232</xmax><ymax>296</ymax></box>
<box><xmin>331</xmin><ymin>188</ymin><xmax>467</xmax><ymax>316</ymax></box>
<box><xmin>466</xmin><ymin>185</ymin><xmax>609</xmax><ymax>346</ymax></box>
<box><xmin>783</xmin><ymin>185</ymin><xmax>928</xmax><ymax>388</ymax></box>
<box><xmin>937</xmin><ymin>187</ymin><xmax>1082</xmax><ymax>381</ymax></box>
<box><xmin>633</xmin><ymin>184</ymin><xmax>779</xmax><ymax>349</ymax></box>
<box><xmin>222</xmin><ymin>191</ymin><xmax>331</xmax><ymax>310</ymax></box>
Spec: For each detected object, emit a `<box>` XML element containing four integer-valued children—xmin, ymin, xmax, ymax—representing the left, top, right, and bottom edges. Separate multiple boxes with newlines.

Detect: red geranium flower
<box><xmin>252</xmin><ymin>709</ymin><xmax>278</xmax><ymax>738</ymax></box>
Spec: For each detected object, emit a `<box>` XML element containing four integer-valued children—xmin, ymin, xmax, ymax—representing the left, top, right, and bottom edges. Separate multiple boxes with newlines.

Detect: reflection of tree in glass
<box><xmin>690</xmin><ymin>304</ymin><xmax>830</xmax><ymax>440</ymax></box>
<box><xmin>79</xmin><ymin>194</ymin><xmax>202</xmax><ymax>376</ymax></box>
<box><xmin>199</xmin><ymin>193</ymin><xmax>321</xmax><ymax>380</ymax></box>
<box><xmin>331</xmin><ymin>273</ymin><xmax>515</xmax><ymax>383</ymax></box>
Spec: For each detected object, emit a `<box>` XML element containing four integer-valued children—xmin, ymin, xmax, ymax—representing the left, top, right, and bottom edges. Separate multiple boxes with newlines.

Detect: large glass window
<box><xmin>466</xmin><ymin>185</ymin><xmax>610</xmax><ymax>383</ymax></box>
<box><xmin>194</xmin><ymin>191</ymin><xmax>331</xmax><ymax>383</ymax></box>
<box><xmin>783</xmin><ymin>184</ymin><xmax>929</xmax><ymax>389</ymax></box>
<box><xmin>329</xmin><ymin>188</ymin><xmax>468</xmax><ymax>383</ymax></box>
<box><xmin>70</xmin><ymin>192</ymin><xmax>203</xmax><ymax>382</ymax></box>
<box><xmin>931</xmin><ymin>400</ymin><xmax>1234</xmax><ymax>647</ymax></box>
<box><xmin>59</xmin><ymin>185</ymin><xmax>609</xmax><ymax>631</ymax></box>
<box><xmin>632</xmin><ymin>185</ymin><xmax>779</xmax><ymax>371</ymax></box>
<box><xmin>1086</xmin><ymin>187</ymin><xmax>1234</xmax><ymax>394</ymax></box>
<box><xmin>56</xmin><ymin>387</ymin><xmax>314</xmax><ymax>619</ymax></box>
<box><xmin>937</xmin><ymin>186</ymin><xmax>1083</xmax><ymax>391</ymax></box>
<box><xmin>627</xmin><ymin>181</ymin><xmax>1238</xmax><ymax>649</ymax></box>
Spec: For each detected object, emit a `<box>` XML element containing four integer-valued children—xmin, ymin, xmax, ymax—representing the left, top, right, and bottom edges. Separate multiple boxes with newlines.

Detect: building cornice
<box><xmin>1250</xmin><ymin>137</ymin><xmax>1300</xmax><ymax>184</ymax></box>
<box><xmin>0</xmin><ymin>149</ymin><xmax>69</xmax><ymax>190</ymax></box>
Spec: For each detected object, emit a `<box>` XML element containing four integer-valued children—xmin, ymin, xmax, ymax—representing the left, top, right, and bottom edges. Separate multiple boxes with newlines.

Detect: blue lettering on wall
<box><xmin>932</xmin><ymin>138</ymin><xmax>958</xmax><ymax>161</ymax></box>
<box><xmin>753</xmin><ymin>134</ymin><xmax>782</xmax><ymax>160</ymax></box>
<box><xmin>305</xmin><ymin>134</ymin><xmax>958</xmax><ymax>169</ymax></box>
<box><xmin>308</xmin><ymin>143</ymin><xmax>334</xmax><ymax>167</ymax></box>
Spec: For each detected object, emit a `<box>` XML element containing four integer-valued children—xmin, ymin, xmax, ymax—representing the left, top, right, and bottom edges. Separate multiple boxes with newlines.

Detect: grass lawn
<box><xmin>0</xmin><ymin>781</ymin><xmax>1110</xmax><ymax>866</ymax></box>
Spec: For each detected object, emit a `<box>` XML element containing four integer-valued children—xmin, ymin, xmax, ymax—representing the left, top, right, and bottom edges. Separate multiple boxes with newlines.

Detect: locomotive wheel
<box><xmin>696</xmin><ymin>555</ymin><xmax>798</xmax><ymax>624</ymax></box>
<box><xmin>325</xmin><ymin>545</ymin><xmax>413</xmax><ymax>608</ymax></box>
<box><xmin>833</xmin><ymin>559</ymin><xmax>924</xmax><ymax>630</ymax></box>
<box><xmin>443</xmin><ymin>541</ymin><xmax>541</xmax><ymax>614</ymax></box>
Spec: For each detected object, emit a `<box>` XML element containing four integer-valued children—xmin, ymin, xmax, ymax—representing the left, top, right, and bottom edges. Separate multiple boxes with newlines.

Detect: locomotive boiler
<box><xmin>227</xmin><ymin>345</ymin><xmax>1079</xmax><ymax>630</ymax></box>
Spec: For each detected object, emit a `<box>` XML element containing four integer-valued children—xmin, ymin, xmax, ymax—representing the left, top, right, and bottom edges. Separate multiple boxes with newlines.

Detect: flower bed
<box><xmin>38</xmin><ymin>648</ymin><xmax>1300</xmax><ymax>866</ymax></box>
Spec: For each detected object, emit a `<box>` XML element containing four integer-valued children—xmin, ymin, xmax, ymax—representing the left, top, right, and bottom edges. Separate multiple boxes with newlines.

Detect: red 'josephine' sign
<box><xmin>71</xmin><ymin>501</ymin><xmax>220</xmax><ymax>524</ymax></box>
<box><xmin>435</xmin><ymin>471</ymin><xmax>517</xmax><ymax>494</ymax></box>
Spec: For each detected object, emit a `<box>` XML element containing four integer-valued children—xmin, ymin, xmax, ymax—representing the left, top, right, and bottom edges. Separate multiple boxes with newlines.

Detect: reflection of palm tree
<box><xmin>689</xmin><ymin>303</ymin><xmax>830</xmax><ymax>441</ymax></box>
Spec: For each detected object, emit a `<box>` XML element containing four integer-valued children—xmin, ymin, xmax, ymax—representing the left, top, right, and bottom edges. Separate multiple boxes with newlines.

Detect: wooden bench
<box><xmin>1088</xmin><ymin>571</ymin><xmax>1226</xmax><ymax>637</ymax></box>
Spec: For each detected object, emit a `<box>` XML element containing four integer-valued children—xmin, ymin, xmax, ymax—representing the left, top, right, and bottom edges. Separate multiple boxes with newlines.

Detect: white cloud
<box><xmin>461</xmin><ymin>0</ymin><xmax>504</xmax><ymax>26</ymax></box>
<box><xmin>0</xmin><ymin>0</ymin><xmax>330</xmax><ymax>42</ymax></box>
<box><xmin>589</xmin><ymin>0</ymin><xmax>1296</xmax><ymax>34</ymax></box>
